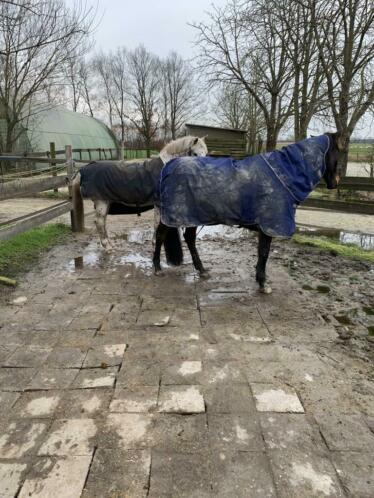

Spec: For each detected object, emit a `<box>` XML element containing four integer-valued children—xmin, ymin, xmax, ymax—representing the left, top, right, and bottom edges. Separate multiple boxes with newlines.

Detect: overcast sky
<box><xmin>67</xmin><ymin>0</ymin><xmax>373</xmax><ymax>137</ymax></box>
<box><xmin>75</xmin><ymin>0</ymin><xmax>227</xmax><ymax>58</ymax></box>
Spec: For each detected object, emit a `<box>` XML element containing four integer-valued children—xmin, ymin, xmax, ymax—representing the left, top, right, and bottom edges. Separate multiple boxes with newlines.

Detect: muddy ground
<box><xmin>0</xmin><ymin>210</ymin><xmax>373</xmax><ymax>497</ymax></box>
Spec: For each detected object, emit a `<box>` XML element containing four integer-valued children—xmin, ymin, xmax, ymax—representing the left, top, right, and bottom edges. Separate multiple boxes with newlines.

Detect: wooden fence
<box><xmin>0</xmin><ymin>145</ymin><xmax>84</xmax><ymax>242</ymax></box>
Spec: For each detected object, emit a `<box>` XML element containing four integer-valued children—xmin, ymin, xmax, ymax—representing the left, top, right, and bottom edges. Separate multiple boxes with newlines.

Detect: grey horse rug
<box><xmin>79</xmin><ymin>157</ymin><xmax>164</xmax><ymax>214</ymax></box>
<box><xmin>159</xmin><ymin>135</ymin><xmax>330</xmax><ymax>238</ymax></box>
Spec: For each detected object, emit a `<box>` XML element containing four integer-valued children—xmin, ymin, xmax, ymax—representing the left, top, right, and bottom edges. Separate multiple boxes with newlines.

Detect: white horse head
<box><xmin>159</xmin><ymin>135</ymin><xmax>208</xmax><ymax>164</ymax></box>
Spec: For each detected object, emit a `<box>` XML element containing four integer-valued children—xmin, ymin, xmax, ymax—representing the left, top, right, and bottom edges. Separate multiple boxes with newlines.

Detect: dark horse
<box><xmin>152</xmin><ymin>133</ymin><xmax>340</xmax><ymax>293</ymax></box>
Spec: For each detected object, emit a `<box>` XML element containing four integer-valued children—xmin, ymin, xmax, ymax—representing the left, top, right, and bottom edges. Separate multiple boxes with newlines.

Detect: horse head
<box><xmin>160</xmin><ymin>135</ymin><xmax>208</xmax><ymax>164</ymax></box>
<box><xmin>324</xmin><ymin>132</ymin><xmax>341</xmax><ymax>189</ymax></box>
<box><xmin>188</xmin><ymin>136</ymin><xmax>208</xmax><ymax>157</ymax></box>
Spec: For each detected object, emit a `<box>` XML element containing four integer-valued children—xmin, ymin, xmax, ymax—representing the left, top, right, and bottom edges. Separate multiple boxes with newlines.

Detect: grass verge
<box><xmin>293</xmin><ymin>234</ymin><xmax>374</xmax><ymax>263</ymax></box>
<box><xmin>0</xmin><ymin>223</ymin><xmax>70</xmax><ymax>279</ymax></box>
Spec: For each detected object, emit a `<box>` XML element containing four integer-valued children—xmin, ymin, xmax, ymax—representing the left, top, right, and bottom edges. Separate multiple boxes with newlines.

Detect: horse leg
<box><xmin>94</xmin><ymin>200</ymin><xmax>112</xmax><ymax>252</ymax></box>
<box><xmin>256</xmin><ymin>231</ymin><xmax>272</xmax><ymax>294</ymax></box>
<box><xmin>153</xmin><ymin>222</ymin><xmax>168</xmax><ymax>274</ymax></box>
<box><xmin>184</xmin><ymin>227</ymin><xmax>206</xmax><ymax>273</ymax></box>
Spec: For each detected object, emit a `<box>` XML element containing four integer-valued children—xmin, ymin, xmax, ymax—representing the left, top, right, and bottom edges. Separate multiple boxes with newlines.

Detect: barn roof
<box><xmin>27</xmin><ymin>107</ymin><xmax>118</xmax><ymax>153</ymax></box>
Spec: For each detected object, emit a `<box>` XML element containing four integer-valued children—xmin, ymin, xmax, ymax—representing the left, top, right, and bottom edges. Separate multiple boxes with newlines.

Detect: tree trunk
<box><xmin>265</xmin><ymin>123</ymin><xmax>277</xmax><ymax>151</ymax></box>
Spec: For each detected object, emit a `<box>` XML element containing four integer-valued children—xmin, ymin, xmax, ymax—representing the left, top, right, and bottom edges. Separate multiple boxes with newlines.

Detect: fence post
<box><xmin>50</xmin><ymin>142</ymin><xmax>58</xmax><ymax>193</ymax></box>
<box><xmin>120</xmin><ymin>141</ymin><xmax>124</xmax><ymax>160</ymax></box>
<box><xmin>66</xmin><ymin>145</ymin><xmax>84</xmax><ymax>233</ymax></box>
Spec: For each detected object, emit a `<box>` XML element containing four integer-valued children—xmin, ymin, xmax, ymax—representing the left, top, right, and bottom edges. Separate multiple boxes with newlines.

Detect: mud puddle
<box><xmin>297</xmin><ymin>225</ymin><xmax>374</xmax><ymax>250</ymax></box>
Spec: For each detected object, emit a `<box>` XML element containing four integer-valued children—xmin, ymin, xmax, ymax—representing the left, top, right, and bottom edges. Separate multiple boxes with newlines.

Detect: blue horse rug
<box><xmin>159</xmin><ymin>135</ymin><xmax>330</xmax><ymax>238</ymax></box>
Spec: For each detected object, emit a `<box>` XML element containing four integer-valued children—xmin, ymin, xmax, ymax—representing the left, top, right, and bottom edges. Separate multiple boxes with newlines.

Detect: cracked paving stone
<box><xmin>4</xmin><ymin>345</ymin><xmax>53</xmax><ymax>368</ymax></box>
<box><xmin>82</xmin><ymin>343</ymin><xmax>127</xmax><ymax>368</ymax></box>
<box><xmin>251</xmin><ymin>383</ymin><xmax>304</xmax><ymax>413</ymax></box>
<box><xmin>161</xmin><ymin>360</ymin><xmax>203</xmax><ymax>385</ymax></box>
<box><xmin>69</xmin><ymin>314</ymin><xmax>105</xmax><ymax>330</ymax></box>
<box><xmin>18</xmin><ymin>455</ymin><xmax>93</xmax><ymax>498</ymax></box>
<box><xmin>148</xmin><ymin>450</ymin><xmax>212</xmax><ymax>498</ymax></box>
<box><xmin>259</xmin><ymin>413</ymin><xmax>325</xmax><ymax>451</ymax></box>
<box><xmin>103</xmin><ymin>413</ymin><xmax>154</xmax><ymax>449</ymax></box>
<box><xmin>315</xmin><ymin>413</ymin><xmax>374</xmax><ymax>451</ymax></box>
<box><xmin>331</xmin><ymin>451</ymin><xmax>374</xmax><ymax>498</ymax></box>
<box><xmin>0</xmin><ymin>368</ymin><xmax>37</xmax><ymax>392</ymax></box>
<box><xmin>26</xmin><ymin>368</ymin><xmax>78</xmax><ymax>390</ymax></box>
<box><xmin>81</xmin><ymin>448</ymin><xmax>151</xmax><ymax>498</ymax></box>
<box><xmin>208</xmin><ymin>414</ymin><xmax>264</xmax><ymax>452</ymax></box>
<box><xmin>71</xmin><ymin>367</ymin><xmax>118</xmax><ymax>389</ymax></box>
<box><xmin>56</xmin><ymin>329</ymin><xmax>96</xmax><ymax>348</ymax></box>
<box><xmin>0</xmin><ymin>419</ymin><xmax>49</xmax><ymax>458</ymax></box>
<box><xmin>158</xmin><ymin>385</ymin><xmax>205</xmax><ymax>414</ymax></box>
<box><xmin>109</xmin><ymin>386</ymin><xmax>158</xmax><ymax>413</ymax></box>
<box><xmin>38</xmin><ymin>418</ymin><xmax>97</xmax><ymax>456</ymax></box>
<box><xmin>269</xmin><ymin>449</ymin><xmax>345</xmax><ymax>498</ymax></box>
<box><xmin>57</xmin><ymin>388</ymin><xmax>113</xmax><ymax>418</ymax></box>
<box><xmin>0</xmin><ymin>391</ymin><xmax>20</xmax><ymax>415</ymax></box>
<box><xmin>203</xmin><ymin>383</ymin><xmax>255</xmax><ymax>413</ymax></box>
<box><xmin>44</xmin><ymin>347</ymin><xmax>86</xmax><ymax>369</ymax></box>
<box><xmin>12</xmin><ymin>391</ymin><xmax>62</xmax><ymax>418</ymax></box>
<box><xmin>211</xmin><ymin>451</ymin><xmax>276</xmax><ymax>498</ymax></box>
<box><xmin>0</xmin><ymin>461</ymin><xmax>28</xmax><ymax>498</ymax></box>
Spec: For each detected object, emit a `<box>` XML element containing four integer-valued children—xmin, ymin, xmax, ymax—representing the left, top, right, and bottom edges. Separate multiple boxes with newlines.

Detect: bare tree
<box><xmin>193</xmin><ymin>0</ymin><xmax>295</xmax><ymax>151</ymax></box>
<box><xmin>213</xmin><ymin>82</ymin><xmax>266</xmax><ymax>153</ymax></box>
<box><xmin>124</xmin><ymin>46</ymin><xmax>161</xmax><ymax>155</ymax></box>
<box><xmin>0</xmin><ymin>0</ymin><xmax>95</xmax><ymax>152</ymax></box>
<box><xmin>303</xmin><ymin>0</ymin><xmax>374</xmax><ymax>173</ymax></box>
<box><xmin>160</xmin><ymin>52</ymin><xmax>200</xmax><ymax>140</ymax></box>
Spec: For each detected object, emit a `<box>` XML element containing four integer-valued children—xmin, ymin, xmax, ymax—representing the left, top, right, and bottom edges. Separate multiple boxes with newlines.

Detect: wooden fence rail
<box><xmin>0</xmin><ymin>145</ymin><xmax>84</xmax><ymax>242</ymax></box>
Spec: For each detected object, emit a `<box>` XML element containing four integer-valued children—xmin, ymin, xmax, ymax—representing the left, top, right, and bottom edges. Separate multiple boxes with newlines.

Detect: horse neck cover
<box><xmin>158</xmin><ymin>135</ymin><xmax>329</xmax><ymax>238</ymax></box>
<box><xmin>79</xmin><ymin>157</ymin><xmax>164</xmax><ymax>207</ymax></box>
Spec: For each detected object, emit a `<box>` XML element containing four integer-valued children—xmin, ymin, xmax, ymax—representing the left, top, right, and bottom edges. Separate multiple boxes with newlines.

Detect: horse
<box><xmin>72</xmin><ymin>136</ymin><xmax>208</xmax><ymax>261</ymax></box>
<box><xmin>152</xmin><ymin>133</ymin><xmax>340</xmax><ymax>293</ymax></box>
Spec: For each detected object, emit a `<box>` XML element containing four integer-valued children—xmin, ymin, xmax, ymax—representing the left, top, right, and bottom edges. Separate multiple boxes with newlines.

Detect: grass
<box><xmin>0</xmin><ymin>223</ymin><xmax>70</xmax><ymax>279</ymax></box>
<box><xmin>293</xmin><ymin>234</ymin><xmax>374</xmax><ymax>263</ymax></box>
<box><xmin>36</xmin><ymin>190</ymin><xmax>69</xmax><ymax>200</ymax></box>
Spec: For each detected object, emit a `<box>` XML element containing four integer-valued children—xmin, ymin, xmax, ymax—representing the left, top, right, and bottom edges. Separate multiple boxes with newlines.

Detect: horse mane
<box><xmin>160</xmin><ymin>136</ymin><xmax>198</xmax><ymax>156</ymax></box>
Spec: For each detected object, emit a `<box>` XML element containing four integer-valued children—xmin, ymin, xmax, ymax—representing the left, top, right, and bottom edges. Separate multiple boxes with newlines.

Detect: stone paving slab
<box><xmin>0</xmin><ymin>213</ymin><xmax>373</xmax><ymax>497</ymax></box>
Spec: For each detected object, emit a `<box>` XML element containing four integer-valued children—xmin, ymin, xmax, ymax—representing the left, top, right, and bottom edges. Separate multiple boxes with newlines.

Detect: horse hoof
<box><xmin>260</xmin><ymin>285</ymin><xmax>272</xmax><ymax>294</ymax></box>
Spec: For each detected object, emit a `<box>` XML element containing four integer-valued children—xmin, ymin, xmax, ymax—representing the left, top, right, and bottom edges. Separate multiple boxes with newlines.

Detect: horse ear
<box><xmin>193</xmin><ymin>137</ymin><xmax>199</xmax><ymax>145</ymax></box>
<box><xmin>202</xmin><ymin>135</ymin><xmax>208</xmax><ymax>141</ymax></box>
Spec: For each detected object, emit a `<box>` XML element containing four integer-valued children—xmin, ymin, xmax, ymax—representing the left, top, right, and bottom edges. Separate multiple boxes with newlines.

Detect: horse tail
<box><xmin>164</xmin><ymin>228</ymin><xmax>183</xmax><ymax>266</ymax></box>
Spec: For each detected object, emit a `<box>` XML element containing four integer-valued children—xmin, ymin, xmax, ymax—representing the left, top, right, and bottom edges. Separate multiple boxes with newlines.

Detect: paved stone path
<box><xmin>0</xmin><ymin>212</ymin><xmax>373</xmax><ymax>497</ymax></box>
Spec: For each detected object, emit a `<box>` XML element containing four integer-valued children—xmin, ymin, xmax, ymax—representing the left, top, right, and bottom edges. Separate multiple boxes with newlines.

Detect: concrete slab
<box><xmin>58</xmin><ymin>389</ymin><xmax>112</xmax><ymax>418</ymax></box>
<box><xmin>0</xmin><ymin>368</ymin><xmax>37</xmax><ymax>392</ymax></box>
<box><xmin>110</xmin><ymin>386</ymin><xmax>158</xmax><ymax>413</ymax></box>
<box><xmin>81</xmin><ymin>448</ymin><xmax>151</xmax><ymax>498</ymax></box>
<box><xmin>44</xmin><ymin>347</ymin><xmax>86</xmax><ymax>368</ymax></box>
<box><xmin>152</xmin><ymin>414</ymin><xmax>209</xmax><ymax>453</ymax></box>
<box><xmin>252</xmin><ymin>384</ymin><xmax>305</xmax><ymax>413</ymax></box>
<box><xmin>38</xmin><ymin>418</ymin><xmax>97</xmax><ymax>456</ymax></box>
<box><xmin>0</xmin><ymin>420</ymin><xmax>49</xmax><ymax>458</ymax></box>
<box><xmin>71</xmin><ymin>367</ymin><xmax>118</xmax><ymax>389</ymax></box>
<box><xmin>0</xmin><ymin>391</ymin><xmax>20</xmax><ymax>415</ymax></box>
<box><xmin>82</xmin><ymin>343</ymin><xmax>127</xmax><ymax>367</ymax></box>
<box><xmin>0</xmin><ymin>462</ymin><xmax>28</xmax><ymax>498</ymax></box>
<box><xmin>148</xmin><ymin>450</ymin><xmax>213</xmax><ymax>498</ymax></box>
<box><xmin>19</xmin><ymin>455</ymin><xmax>92</xmax><ymax>498</ymax></box>
<box><xmin>12</xmin><ymin>391</ymin><xmax>62</xmax><ymax>418</ymax></box>
<box><xmin>104</xmin><ymin>413</ymin><xmax>154</xmax><ymax>450</ymax></box>
<box><xmin>211</xmin><ymin>451</ymin><xmax>277</xmax><ymax>498</ymax></box>
<box><xmin>259</xmin><ymin>413</ymin><xmax>325</xmax><ymax>451</ymax></box>
<box><xmin>26</xmin><ymin>368</ymin><xmax>78</xmax><ymax>390</ymax></box>
<box><xmin>203</xmin><ymin>383</ymin><xmax>256</xmax><ymax>413</ymax></box>
<box><xmin>331</xmin><ymin>451</ymin><xmax>374</xmax><ymax>498</ymax></box>
<box><xmin>269</xmin><ymin>449</ymin><xmax>345</xmax><ymax>497</ymax></box>
<box><xmin>158</xmin><ymin>386</ymin><xmax>205</xmax><ymax>414</ymax></box>
<box><xmin>161</xmin><ymin>360</ymin><xmax>203</xmax><ymax>385</ymax></box>
<box><xmin>116</xmin><ymin>360</ymin><xmax>161</xmax><ymax>387</ymax></box>
<box><xmin>208</xmin><ymin>414</ymin><xmax>264</xmax><ymax>451</ymax></box>
<box><xmin>315</xmin><ymin>413</ymin><xmax>374</xmax><ymax>451</ymax></box>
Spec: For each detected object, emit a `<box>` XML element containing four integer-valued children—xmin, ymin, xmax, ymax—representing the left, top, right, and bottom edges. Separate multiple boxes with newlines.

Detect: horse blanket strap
<box><xmin>158</xmin><ymin>135</ymin><xmax>329</xmax><ymax>238</ymax></box>
<box><xmin>79</xmin><ymin>157</ymin><xmax>164</xmax><ymax>208</ymax></box>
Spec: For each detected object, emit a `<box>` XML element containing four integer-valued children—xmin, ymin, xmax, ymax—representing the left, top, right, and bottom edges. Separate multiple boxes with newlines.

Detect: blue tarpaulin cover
<box><xmin>158</xmin><ymin>135</ymin><xmax>330</xmax><ymax>238</ymax></box>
